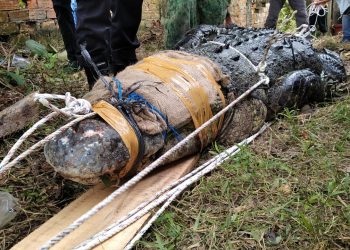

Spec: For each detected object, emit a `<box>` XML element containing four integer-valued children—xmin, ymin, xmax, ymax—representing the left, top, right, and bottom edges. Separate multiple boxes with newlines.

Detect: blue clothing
<box><xmin>336</xmin><ymin>0</ymin><xmax>350</xmax><ymax>14</ymax></box>
<box><xmin>336</xmin><ymin>0</ymin><xmax>350</xmax><ymax>41</ymax></box>
<box><xmin>342</xmin><ymin>14</ymin><xmax>350</xmax><ymax>41</ymax></box>
<box><xmin>71</xmin><ymin>0</ymin><xmax>77</xmax><ymax>26</ymax></box>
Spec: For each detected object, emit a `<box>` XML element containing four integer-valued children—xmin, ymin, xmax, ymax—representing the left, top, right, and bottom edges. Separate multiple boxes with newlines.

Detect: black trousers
<box><xmin>76</xmin><ymin>0</ymin><xmax>143</xmax><ymax>86</ymax></box>
<box><xmin>52</xmin><ymin>0</ymin><xmax>80</xmax><ymax>63</ymax></box>
<box><xmin>265</xmin><ymin>0</ymin><xmax>308</xmax><ymax>29</ymax></box>
<box><xmin>309</xmin><ymin>8</ymin><xmax>327</xmax><ymax>34</ymax></box>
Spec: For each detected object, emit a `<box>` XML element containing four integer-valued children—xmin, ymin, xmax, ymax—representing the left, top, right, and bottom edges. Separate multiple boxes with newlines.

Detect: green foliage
<box><xmin>197</xmin><ymin>0</ymin><xmax>230</xmax><ymax>25</ymax></box>
<box><xmin>163</xmin><ymin>0</ymin><xmax>198</xmax><ymax>48</ymax></box>
<box><xmin>163</xmin><ymin>0</ymin><xmax>230</xmax><ymax>48</ymax></box>
<box><xmin>0</xmin><ymin>68</ymin><xmax>26</xmax><ymax>86</ymax></box>
<box><xmin>277</xmin><ymin>1</ymin><xmax>297</xmax><ymax>33</ymax></box>
<box><xmin>5</xmin><ymin>69</ymin><xmax>25</xmax><ymax>86</ymax></box>
<box><xmin>18</xmin><ymin>0</ymin><xmax>26</xmax><ymax>9</ymax></box>
<box><xmin>44</xmin><ymin>53</ymin><xmax>58</xmax><ymax>70</ymax></box>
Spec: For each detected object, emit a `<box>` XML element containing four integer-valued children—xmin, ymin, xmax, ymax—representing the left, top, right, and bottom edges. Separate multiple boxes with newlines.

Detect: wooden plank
<box><xmin>93</xmin><ymin>214</ymin><xmax>150</xmax><ymax>250</ymax></box>
<box><xmin>13</xmin><ymin>155</ymin><xmax>199</xmax><ymax>250</ymax></box>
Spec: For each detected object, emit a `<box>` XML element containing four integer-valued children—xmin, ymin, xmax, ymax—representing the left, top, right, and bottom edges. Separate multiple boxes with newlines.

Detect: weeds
<box><xmin>137</xmin><ymin>97</ymin><xmax>350</xmax><ymax>249</ymax></box>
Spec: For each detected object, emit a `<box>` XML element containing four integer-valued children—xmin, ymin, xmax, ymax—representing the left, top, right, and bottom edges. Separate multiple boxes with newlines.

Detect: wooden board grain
<box><xmin>12</xmin><ymin>155</ymin><xmax>199</xmax><ymax>250</ymax></box>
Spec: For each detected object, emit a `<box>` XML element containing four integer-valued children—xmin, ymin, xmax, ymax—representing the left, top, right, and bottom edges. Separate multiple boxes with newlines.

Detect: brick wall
<box><xmin>229</xmin><ymin>0</ymin><xmax>269</xmax><ymax>28</ymax></box>
<box><xmin>141</xmin><ymin>0</ymin><xmax>270</xmax><ymax>28</ymax></box>
<box><xmin>0</xmin><ymin>0</ymin><xmax>159</xmax><ymax>36</ymax></box>
<box><xmin>0</xmin><ymin>0</ymin><xmax>57</xmax><ymax>36</ymax></box>
<box><xmin>0</xmin><ymin>0</ymin><xmax>269</xmax><ymax>36</ymax></box>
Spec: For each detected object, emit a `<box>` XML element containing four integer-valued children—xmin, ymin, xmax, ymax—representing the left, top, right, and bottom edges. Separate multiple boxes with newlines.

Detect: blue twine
<box><xmin>114</xmin><ymin>77</ymin><xmax>123</xmax><ymax>100</ymax></box>
<box><xmin>112</xmin><ymin>77</ymin><xmax>182</xmax><ymax>141</ymax></box>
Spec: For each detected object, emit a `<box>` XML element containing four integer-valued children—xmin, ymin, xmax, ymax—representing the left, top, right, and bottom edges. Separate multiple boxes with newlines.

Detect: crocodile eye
<box><xmin>191</xmin><ymin>40</ymin><xmax>200</xmax><ymax>48</ymax></box>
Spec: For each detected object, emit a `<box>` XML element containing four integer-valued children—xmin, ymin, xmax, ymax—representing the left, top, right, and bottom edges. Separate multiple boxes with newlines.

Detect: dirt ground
<box><xmin>0</xmin><ymin>29</ymin><xmax>349</xmax><ymax>249</ymax></box>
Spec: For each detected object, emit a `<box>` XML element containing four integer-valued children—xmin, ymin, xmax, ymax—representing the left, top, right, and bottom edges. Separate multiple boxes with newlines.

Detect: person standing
<box><xmin>52</xmin><ymin>0</ymin><xmax>80</xmax><ymax>70</ymax></box>
<box><xmin>336</xmin><ymin>0</ymin><xmax>350</xmax><ymax>42</ymax></box>
<box><xmin>76</xmin><ymin>0</ymin><xmax>144</xmax><ymax>88</ymax></box>
<box><xmin>309</xmin><ymin>0</ymin><xmax>329</xmax><ymax>34</ymax></box>
<box><xmin>265</xmin><ymin>0</ymin><xmax>309</xmax><ymax>29</ymax></box>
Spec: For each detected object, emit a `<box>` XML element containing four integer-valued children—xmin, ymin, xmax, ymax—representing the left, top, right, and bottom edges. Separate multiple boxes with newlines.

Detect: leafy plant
<box><xmin>0</xmin><ymin>68</ymin><xmax>26</xmax><ymax>86</ymax></box>
<box><xmin>277</xmin><ymin>1</ymin><xmax>297</xmax><ymax>33</ymax></box>
<box><xmin>18</xmin><ymin>0</ymin><xmax>26</xmax><ymax>9</ymax></box>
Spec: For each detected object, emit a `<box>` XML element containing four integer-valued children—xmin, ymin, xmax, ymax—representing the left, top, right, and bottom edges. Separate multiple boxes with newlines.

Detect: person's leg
<box><xmin>109</xmin><ymin>0</ymin><xmax>143</xmax><ymax>74</ymax></box>
<box><xmin>317</xmin><ymin>8</ymin><xmax>328</xmax><ymax>34</ymax></box>
<box><xmin>342</xmin><ymin>14</ymin><xmax>350</xmax><ymax>42</ymax></box>
<box><xmin>52</xmin><ymin>0</ymin><xmax>80</xmax><ymax>64</ymax></box>
<box><xmin>264</xmin><ymin>0</ymin><xmax>285</xmax><ymax>29</ymax></box>
<box><xmin>309</xmin><ymin>12</ymin><xmax>317</xmax><ymax>31</ymax></box>
<box><xmin>76</xmin><ymin>0</ymin><xmax>111</xmax><ymax>88</ymax></box>
<box><xmin>289</xmin><ymin>0</ymin><xmax>309</xmax><ymax>27</ymax></box>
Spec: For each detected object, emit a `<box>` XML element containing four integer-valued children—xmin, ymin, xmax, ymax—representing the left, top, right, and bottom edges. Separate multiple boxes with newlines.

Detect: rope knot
<box><xmin>34</xmin><ymin>92</ymin><xmax>92</xmax><ymax>117</ymax></box>
<box><xmin>65</xmin><ymin>93</ymin><xmax>92</xmax><ymax>115</ymax></box>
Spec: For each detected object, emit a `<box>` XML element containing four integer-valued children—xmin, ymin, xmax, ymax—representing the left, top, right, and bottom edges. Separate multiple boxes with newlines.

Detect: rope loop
<box><xmin>34</xmin><ymin>92</ymin><xmax>92</xmax><ymax>117</ymax></box>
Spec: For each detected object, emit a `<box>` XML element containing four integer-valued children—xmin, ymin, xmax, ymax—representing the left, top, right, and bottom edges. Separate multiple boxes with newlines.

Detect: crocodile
<box><xmin>44</xmin><ymin>24</ymin><xmax>346</xmax><ymax>185</ymax></box>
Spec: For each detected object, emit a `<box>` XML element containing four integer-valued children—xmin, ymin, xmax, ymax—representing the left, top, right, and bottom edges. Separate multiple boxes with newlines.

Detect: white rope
<box><xmin>34</xmin><ymin>92</ymin><xmax>92</xmax><ymax>118</ymax></box>
<box><xmin>0</xmin><ymin>93</ymin><xmax>93</xmax><ymax>178</ymax></box>
<box><xmin>0</xmin><ymin>113</ymin><xmax>96</xmax><ymax>178</ymax></box>
<box><xmin>40</xmin><ymin>74</ymin><xmax>270</xmax><ymax>250</ymax></box>
<box><xmin>42</xmin><ymin>19</ymin><xmax>320</xmax><ymax>248</ymax></box>
<box><xmin>74</xmin><ymin>123</ymin><xmax>270</xmax><ymax>250</ymax></box>
<box><xmin>208</xmin><ymin>41</ymin><xmax>258</xmax><ymax>71</ymax></box>
<box><xmin>75</xmin><ymin>141</ymin><xmax>243</xmax><ymax>249</ymax></box>
<box><xmin>307</xmin><ymin>2</ymin><xmax>328</xmax><ymax>33</ymax></box>
<box><xmin>40</xmin><ymin>26</ymin><xmax>290</xmax><ymax>249</ymax></box>
<box><xmin>0</xmin><ymin>112</ymin><xmax>59</xmax><ymax>168</ymax></box>
<box><xmin>295</xmin><ymin>24</ymin><xmax>312</xmax><ymax>38</ymax></box>
<box><xmin>40</xmin><ymin>11</ymin><xmax>312</xmax><ymax>249</ymax></box>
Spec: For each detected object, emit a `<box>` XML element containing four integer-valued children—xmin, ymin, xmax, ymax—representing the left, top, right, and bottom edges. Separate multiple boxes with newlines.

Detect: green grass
<box><xmin>1</xmin><ymin>28</ymin><xmax>349</xmax><ymax>249</ymax></box>
<box><xmin>137</xmin><ymin>98</ymin><xmax>350</xmax><ymax>249</ymax></box>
